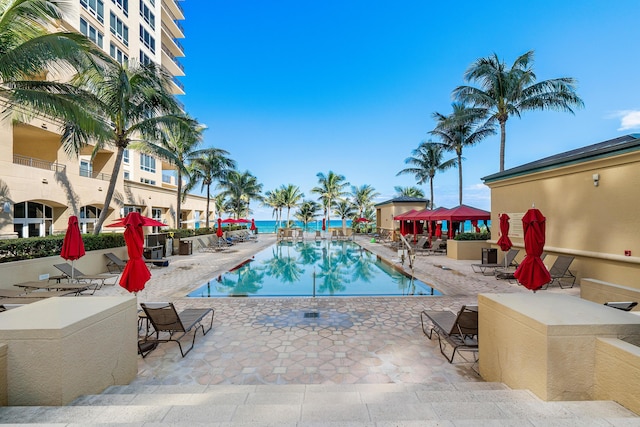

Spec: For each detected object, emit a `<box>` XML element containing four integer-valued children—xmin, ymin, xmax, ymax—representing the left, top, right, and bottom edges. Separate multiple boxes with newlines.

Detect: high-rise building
<box><xmin>0</xmin><ymin>0</ymin><xmax>212</xmax><ymax>238</ymax></box>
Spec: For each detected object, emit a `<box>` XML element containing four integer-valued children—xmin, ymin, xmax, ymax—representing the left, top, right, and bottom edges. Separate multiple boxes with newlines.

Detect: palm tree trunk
<box><xmin>93</xmin><ymin>146</ymin><xmax>125</xmax><ymax>235</ymax></box>
<box><xmin>458</xmin><ymin>154</ymin><xmax>463</xmax><ymax>205</ymax></box>
<box><xmin>429</xmin><ymin>178</ymin><xmax>434</xmax><ymax>210</ymax></box>
<box><xmin>500</xmin><ymin>120</ymin><xmax>507</xmax><ymax>172</ymax></box>
<box><xmin>176</xmin><ymin>170</ymin><xmax>182</xmax><ymax>228</ymax></box>
<box><xmin>205</xmin><ymin>183</ymin><xmax>211</xmax><ymax>229</ymax></box>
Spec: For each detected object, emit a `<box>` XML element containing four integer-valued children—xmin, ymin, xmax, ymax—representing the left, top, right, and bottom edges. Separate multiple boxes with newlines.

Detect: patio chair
<box><xmin>542</xmin><ymin>255</ymin><xmax>576</xmax><ymax>289</ymax></box>
<box><xmin>409</xmin><ymin>236</ymin><xmax>430</xmax><ymax>255</ymax></box>
<box><xmin>604</xmin><ymin>301</ymin><xmax>638</xmax><ymax>311</ymax></box>
<box><xmin>428</xmin><ymin>239</ymin><xmax>447</xmax><ymax>255</ymax></box>
<box><xmin>104</xmin><ymin>252</ymin><xmax>127</xmax><ymax>273</ymax></box>
<box><xmin>53</xmin><ymin>263</ymin><xmax>119</xmax><ymax>293</ymax></box>
<box><xmin>139</xmin><ymin>302</ymin><xmax>214</xmax><ymax>357</ymax></box>
<box><xmin>197</xmin><ymin>237</ymin><xmax>219</xmax><ymax>253</ymax></box>
<box><xmin>471</xmin><ymin>249</ymin><xmax>520</xmax><ymax>275</ymax></box>
<box><xmin>420</xmin><ymin>305</ymin><xmax>479</xmax><ymax>363</ymax></box>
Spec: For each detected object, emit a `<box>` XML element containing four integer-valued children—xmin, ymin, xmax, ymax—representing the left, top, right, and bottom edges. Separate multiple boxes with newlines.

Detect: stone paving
<box><xmin>94</xmin><ymin>233</ymin><xmax>578</xmax><ymax>387</ymax></box>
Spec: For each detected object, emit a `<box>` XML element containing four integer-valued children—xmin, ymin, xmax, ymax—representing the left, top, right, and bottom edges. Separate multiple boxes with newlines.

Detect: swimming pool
<box><xmin>187</xmin><ymin>240</ymin><xmax>441</xmax><ymax>297</ymax></box>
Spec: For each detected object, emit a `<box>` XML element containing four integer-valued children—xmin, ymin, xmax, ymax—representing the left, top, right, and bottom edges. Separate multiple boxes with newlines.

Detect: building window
<box><xmin>13</xmin><ymin>202</ymin><xmax>53</xmax><ymax>238</ymax></box>
<box><xmin>80</xmin><ymin>17</ymin><xmax>104</xmax><ymax>48</ymax></box>
<box><xmin>123</xmin><ymin>171</ymin><xmax>130</xmax><ymax>180</ymax></box>
<box><xmin>140</xmin><ymin>153</ymin><xmax>155</xmax><ymax>173</ymax></box>
<box><xmin>140</xmin><ymin>50</ymin><xmax>152</xmax><ymax>65</ymax></box>
<box><xmin>140</xmin><ymin>177</ymin><xmax>156</xmax><ymax>185</ymax></box>
<box><xmin>109</xmin><ymin>43</ymin><xmax>128</xmax><ymax>65</ymax></box>
<box><xmin>80</xmin><ymin>0</ymin><xmax>104</xmax><ymax>23</ymax></box>
<box><xmin>139</xmin><ymin>0</ymin><xmax>155</xmax><ymax>30</ymax></box>
<box><xmin>111</xmin><ymin>0</ymin><xmax>128</xmax><ymax>16</ymax></box>
<box><xmin>123</xmin><ymin>206</ymin><xmax>142</xmax><ymax>215</ymax></box>
<box><xmin>123</xmin><ymin>148</ymin><xmax>129</xmax><ymax>163</ymax></box>
<box><xmin>79</xmin><ymin>205</ymin><xmax>102</xmax><ymax>233</ymax></box>
<box><xmin>139</xmin><ymin>25</ymin><xmax>155</xmax><ymax>53</ymax></box>
<box><xmin>110</xmin><ymin>12</ymin><xmax>129</xmax><ymax>46</ymax></box>
<box><xmin>79</xmin><ymin>160</ymin><xmax>93</xmax><ymax>177</ymax></box>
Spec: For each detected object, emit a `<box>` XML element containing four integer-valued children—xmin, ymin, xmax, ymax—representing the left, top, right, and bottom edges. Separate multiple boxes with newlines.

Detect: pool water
<box><xmin>187</xmin><ymin>240</ymin><xmax>441</xmax><ymax>298</ymax></box>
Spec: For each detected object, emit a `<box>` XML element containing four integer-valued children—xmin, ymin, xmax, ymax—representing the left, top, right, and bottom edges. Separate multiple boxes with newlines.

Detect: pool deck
<box><xmin>94</xmin><ymin>233</ymin><xmax>577</xmax><ymax>387</ymax></box>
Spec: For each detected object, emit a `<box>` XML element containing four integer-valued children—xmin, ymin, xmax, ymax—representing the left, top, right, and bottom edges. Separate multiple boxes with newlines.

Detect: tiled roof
<box><xmin>482</xmin><ymin>134</ymin><xmax>640</xmax><ymax>183</ymax></box>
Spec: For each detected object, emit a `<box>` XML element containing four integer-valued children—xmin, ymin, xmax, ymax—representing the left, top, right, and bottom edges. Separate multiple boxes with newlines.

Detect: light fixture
<box><xmin>98</xmin><ymin>187</ymin><xmax>102</xmax><ymax>192</ymax></box>
<box><xmin>41</xmin><ymin>178</ymin><xmax>48</xmax><ymax>184</ymax></box>
<box><xmin>41</xmin><ymin>123</ymin><xmax>47</xmax><ymax>129</ymax></box>
<box><xmin>592</xmin><ymin>173</ymin><xmax>600</xmax><ymax>187</ymax></box>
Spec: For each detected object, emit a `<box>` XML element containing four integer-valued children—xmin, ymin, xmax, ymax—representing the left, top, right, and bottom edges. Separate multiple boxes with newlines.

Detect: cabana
<box><xmin>429</xmin><ymin>205</ymin><xmax>490</xmax><ymax>238</ymax></box>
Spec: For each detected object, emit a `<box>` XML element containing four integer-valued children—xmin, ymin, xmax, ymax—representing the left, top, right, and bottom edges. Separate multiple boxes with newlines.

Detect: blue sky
<box><xmin>179</xmin><ymin>1</ymin><xmax>640</xmax><ymax>220</ymax></box>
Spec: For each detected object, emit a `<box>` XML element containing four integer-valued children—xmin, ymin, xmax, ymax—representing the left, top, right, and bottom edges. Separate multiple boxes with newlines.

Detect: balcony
<box><xmin>79</xmin><ymin>167</ymin><xmax>112</xmax><ymax>182</ymax></box>
<box><xmin>13</xmin><ymin>154</ymin><xmax>66</xmax><ymax>173</ymax></box>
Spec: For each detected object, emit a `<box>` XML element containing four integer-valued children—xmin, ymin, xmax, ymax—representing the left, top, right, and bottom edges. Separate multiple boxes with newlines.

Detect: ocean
<box><xmin>252</xmin><ymin>220</ymin><xmax>352</xmax><ymax>234</ymax></box>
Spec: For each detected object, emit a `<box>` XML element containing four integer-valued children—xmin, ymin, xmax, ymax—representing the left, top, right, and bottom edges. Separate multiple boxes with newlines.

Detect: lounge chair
<box><xmin>428</xmin><ymin>239</ymin><xmax>447</xmax><ymax>255</ymax></box>
<box><xmin>420</xmin><ymin>305</ymin><xmax>479</xmax><ymax>363</ymax></box>
<box><xmin>53</xmin><ymin>263</ymin><xmax>119</xmax><ymax>293</ymax></box>
<box><xmin>542</xmin><ymin>255</ymin><xmax>576</xmax><ymax>289</ymax></box>
<box><xmin>139</xmin><ymin>302</ymin><xmax>214</xmax><ymax>357</ymax></box>
<box><xmin>472</xmin><ymin>249</ymin><xmax>520</xmax><ymax>275</ymax></box>
<box><xmin>409</xmin><ymin>236</ymin><xmax>430</xmax><ymax>255</ymax></box>
<box><xmin>14</xmin><ymin>280</ymin><xmax>89</xmax><ymax>295</ymax></box>
<box><xmin>315</xmin><ymin>230</ymin><xmax>322</xmax><ymax>241</ymax></box>
<box><xmin>604</xmin><ymin>301</ymin><xmax>638</xmax><ymax>311</ymax></box>
<box><xmin>104</xmin><ymin>252</ymin><xmax>127</xmax><ymax>273</ymax></box>
<box><xmin>197</xmin><ymin>237</ymin><xmax>219</xmax><ymax>253</ymax></box>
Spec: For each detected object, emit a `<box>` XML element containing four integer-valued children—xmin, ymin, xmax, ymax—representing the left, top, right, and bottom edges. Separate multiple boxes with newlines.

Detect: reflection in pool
<box><xmin>187</xmin><ymin>240</ymin><xmax>441</xmax><ymax>298</ymax></box>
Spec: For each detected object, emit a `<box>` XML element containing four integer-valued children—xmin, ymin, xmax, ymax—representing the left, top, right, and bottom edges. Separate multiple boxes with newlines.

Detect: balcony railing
<box><xmin>13</xmin><ymin>154</ymin><xmax>66</xmax><ymax>173</ymax></box>
<box><xmin>79</xmin><ymin>167</ymin><xmax>112</xmax><ymax>182</ymax></box>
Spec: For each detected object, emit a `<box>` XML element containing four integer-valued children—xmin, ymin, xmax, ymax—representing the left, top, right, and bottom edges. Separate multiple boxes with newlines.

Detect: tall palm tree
<box><xmin>213</xmin><ymin>193</ymin><xmax>228</xmax><ymax>219</ymax></box>
<box><xmin>184</xmin><ymin>148</ymin><xmax>235</xmax><ymax>228</ymax></box>
<box><xmin>394</xmin><ymin>186</ymin><xmax>425</xmax><ymax>199</ymax></box>
<box><xmin>132</xmin><ymin>119</ymin><xmax>205</xmax><ymax>228</ymax></box>
<box><xmin>431</xmin><ymin>103</ymin><xmax>495</xmax><ymax>205</ymax></box>
<box><xmin>453</xmin><ymin>50</ymin><xmax>584</xmax><ymax>171</ymax></box>
<box><xmin>396</xmin><ymin>141</ymin><xmax>455</xmax><ymax>210</ymax></box>
<box><xmin>350</xmin><ymin>184</ymin><xmax>379</xmax><ymax>218</ymax></box>
<box><xmin>1</xmin><ymin>0</ymin><xmax>108</xmax><ymax>115</ymax></box>
<box><xmin>279</xmin><ymin>184</ymin><xmax>303</xmax><ymax>226</ymax></box>
<box><xmin>219</xmin><ymin>170</ymin><xmax>263</xmax><ymax>219</ymax></box>
<box><xmin>59</xmin><ymin>60</ymin><xmax>188</xmax><ymax>234</ymax></box>
<box><xmin>311</xmin><ymin>171</ymin><xmax>349</xmax><ymax>231</ymax></box>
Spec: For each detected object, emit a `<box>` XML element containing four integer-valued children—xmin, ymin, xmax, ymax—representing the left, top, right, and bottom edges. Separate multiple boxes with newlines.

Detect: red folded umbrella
<box><xmin>435</xmin><ymin>223</ymin><xmax>442</xmax><ymax>239</ymax></box>
<box><xmin>216</xmin><ymin>218</ymin><xmax>223</xmax><ymax>238</ymax></box>
<box><xmin>514</xmin><ymin>208</ymin><xmax>551</xmax><ymax>291</ymax></box>
<box><xmin>119</xmin><ymin>212</ymin><xmax>151</xmax><ymax>293</ymax></box>
<box><xmin>250</xmin><ymin>219</ymin><xmax>256</xmax><ymax>231</ymax></box>
<box><xmin>321</xmin><ymin>218</ymin><xmax>326</xmax><ymax>231</ymax></box>
<box><xmin>61</xmin><ymin>216</ymin><xmax>85</xmax><ymax>281</ymax></box>
<box><xmin>496</xmin><ymin>213</ymin><xmax>513</xmax><ymax>251</ymax></box>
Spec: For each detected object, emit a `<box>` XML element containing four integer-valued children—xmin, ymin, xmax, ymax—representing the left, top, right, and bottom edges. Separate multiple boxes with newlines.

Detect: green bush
<box><xmin>0</xmin><ymin>233</ymin><xmax>125</xmax><ymax>263</ymax></box>
<box><xmin>453</xmin><ymin>232</ymin><xmax>491</xmax><ymax>241</ymax></box>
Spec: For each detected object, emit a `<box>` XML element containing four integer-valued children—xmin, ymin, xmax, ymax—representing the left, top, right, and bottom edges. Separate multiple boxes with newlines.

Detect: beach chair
<box><xmin>604</xmin><ymin>301</ymin><xmax>638</xmax><ymax>312</ymax></box>
<box><xmin>542</xmin><ymin>255</ymin><xmax>576</xmax><ymax>289</ymax></box>
<box><xmin>471</xmin><ymin>249</ymin><xmax>520</xmax><ymax>275</ymax></box>
<box><xmin>315</xmin><ymin>230</ymin><xmax>322</xmax><ymax>241</ymax></box>
<box><xmin>410</xmin><ymin>236</ymin><xmax>430</xmax><ymax>255</ymax></box>
<box><xmin>429</xmin><ymin>239</ymin><xmax>447</xmax><ymax>255</ymax></box>
<box><xmin>53</xmin><ymin>263</ymin><xmax>119</xmax><ymax>293</ymax></box>
<box><xmin>420</xmin><ymin>305</ymin><xmax>479</xmax><ymax>363</ymax></box>
<box><xmin>197</xmin><ymin>237</ymin><xmax>219</xmax><ymax>252</ymax></box>
<box><xmin>139</xmin><ymin>302</ymin><xmax>214</xmax><ymax>357</ymax></box>
<box><xmin>104</xmin><ymin>252</ymin><xmax>127</xmax><ymax>273</ymax></box>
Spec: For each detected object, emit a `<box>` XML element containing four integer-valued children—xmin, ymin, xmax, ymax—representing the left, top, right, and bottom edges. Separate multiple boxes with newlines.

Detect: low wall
<box><xmin>594</xmin><ymin>337</ymin><xmax>640</xmax><ymax>414</ymax></box>
<box><xmin>0</xmin><ymin>343</ymin><xmax>6</xmax><ymax>406</ymax></box>
<box><xmin>0</xmin><ymin>247</ymin><xmax>128</xmax><ymax>288</ymax></box>
<box><xmin>0</xmin><ymin>296</ymin><xmax>137</xmax><ymax>406</ymax></box>
<box><xmin>478</xmin><ymin>293</ymin><xmax>640</xmax><ymax>401</ymax></box>
<box><xmin>446</xmin><ymin>240</ymin><xmax>491</xmax><ymax>260</ymax></box>
<box><xmin>581</xmin><ymin>278</ymin><xmax>640</xmax><ymax>310</ymax></box>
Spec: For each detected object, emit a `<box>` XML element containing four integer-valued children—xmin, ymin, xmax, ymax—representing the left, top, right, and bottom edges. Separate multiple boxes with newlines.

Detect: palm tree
<box><xmin>219</xmin><ymin>170</ymin><xmax>263</xmax><ymax>219</ymax></box>
<box><xmin>1</xmin><ymin>0</ymin><xmax>108</xmax><ymax>115</ymax></box>
<box><xmin>279</xmin><ymin>184</ymin><xmax>304</xmax><ymax>226</ymax></box>
<box><xmin>213</xmin><ymin>193</ymin><xmax>228</xmax><ymax>218</ymax></box>
<box><xmin>453</xmin><ymin>50</ymin><xmax>584</xmax><ymax>171</ymax></box>
<box><xmin>333</xmin><ymin>199</ymin><xmax>356</xmax><ymax>235</ymax></box>
<box><xmin>263</xmin><ymin>188</ymin><xmax>285</xmax><ymax>231</ymax></box>
<box><xmin>295</xmin><ymin>199</ymin><xmax>320</xmax><ymax>230</ymax></box>
<box><xmin>350</xmin><ymin>184</ymin><xmax>379</xmax><ymax>218</ymax></box>
<box><xmin>311</xmin><ymin>171</ymin><xmax>349</xmax><ymax>231</ymax></box>
<box><xmin>394</xmin><ymin>186</ymin><xmax>425</xmax><ymax>199</ymax></box>
<box><xmin>430</xmin><ymin>103</ymin><xmax>495</xmax><ymax>205</ymax></box>
<box><xmin>396</xmin><ymin>141</ymin><xmax>456</xmax><ymax>210</ymax></box>
<box><xmin>184</xmin><ymin>148</ymin><xmax>235</xmax><ymax>228</ymax></box>
<box><xmin>59</xmin><ymin>60</ymin><xmax>188</xmax><ymax>234</ymax></box>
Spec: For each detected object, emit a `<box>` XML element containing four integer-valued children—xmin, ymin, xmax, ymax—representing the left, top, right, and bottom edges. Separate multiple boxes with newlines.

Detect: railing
<box><xmin>79</xmin><ymin>167</ymin><xmax>112</xmax><ymax>182</ymax></box>
<box><xmin>172</xmin><ymin>77</ymin><xmax>185</xmax><ymax>91</ymax></box>
<box><xmin>13</xmin><ymin>155</ymin><xmax>66</xmax><ymax>173</ymax></box>
<box><xmin>162</xmin><ymin>46</ymin><xmax>185</xmax><ymax>72</ymax></box>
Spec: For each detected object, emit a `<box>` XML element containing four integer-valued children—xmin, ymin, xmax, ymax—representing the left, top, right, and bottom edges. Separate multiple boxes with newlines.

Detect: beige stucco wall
<box><xmin>478</xmin><ymin>292</ymin><xmax>640</xmax><ymax>401</ymax></box>
<box><xmin>594</xmin><ymin>337</ymin><xmax>640</xmax><ymax>415</ymax></box>
<box><xmin>447</xmin><ymin>240</ymin><xmax>491</xmax><ymax>260</ymax></box>
<box><xmin>485</xmin><ymin>150</ymin><xmax>640</xmax><ymax>289</ymax></box>
<box><xmin>580</xmin><ymin>278</ymin><xmax>640</xmax><ymax>309</ymax></box>
<box><xmin>0</xmin><ymin>296</ymin><xmax>137</xmax><ymax>406</ymax></box>
<box><xmin>376</xmin><ymin>202</ymin><xmax>427</xmax><ymax>234</ymax></box>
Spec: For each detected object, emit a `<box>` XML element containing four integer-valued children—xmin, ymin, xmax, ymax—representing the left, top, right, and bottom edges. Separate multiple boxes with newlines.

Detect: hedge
<box><xmin>453</xmin><ymin>232</ymin><xmax>491</xmax><ymax>241</ymax></box>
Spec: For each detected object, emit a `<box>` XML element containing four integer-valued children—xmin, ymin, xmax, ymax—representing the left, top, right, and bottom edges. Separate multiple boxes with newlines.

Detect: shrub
<box><xmin>453</xmin><ymin>232</ymin><xmax>490</xmax><ymax>241</ymax></box>
<box><xmin>0</xmin><ymin>233</ymin><xmax>125</xmax><ymax>263</ymax></box>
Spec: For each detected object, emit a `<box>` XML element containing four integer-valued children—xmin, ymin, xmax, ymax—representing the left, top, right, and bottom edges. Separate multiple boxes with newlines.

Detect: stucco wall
<box><xmin>486</xmin><ymin>150</ymin><xmax>640</xmax><ymax>289</ymax></box>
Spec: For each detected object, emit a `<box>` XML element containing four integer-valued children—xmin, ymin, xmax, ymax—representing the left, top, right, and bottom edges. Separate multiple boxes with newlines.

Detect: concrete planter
<box><xmin>447</xmin><ymin>239</ymin><xmax>491</xmax><ymax>260</ymax></box>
